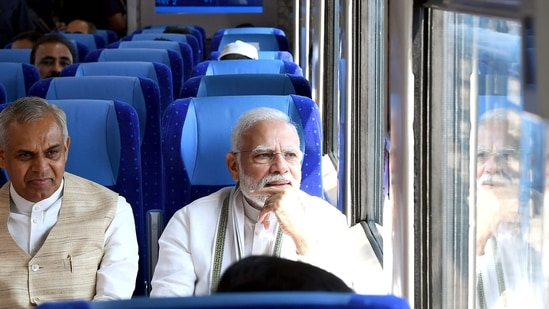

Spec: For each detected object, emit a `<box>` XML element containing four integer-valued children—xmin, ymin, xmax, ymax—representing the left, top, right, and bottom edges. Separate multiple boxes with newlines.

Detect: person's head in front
<box><xmin>31</xmin><ymin>34</ymin><xmax>75</xmax><ymax>79</ymax></box>
<box><xmin>226</xmin><ymin>107</ymin><xmax>302</xmax><ymax>209</ymax></box>
<box><xmin>218</xmin><ymin>40</ymin><xmax>259</xmax><ymax>60</ymax></box>
<box><xmin>0</xmin><ymin>97</ymin><xmax>138</xmax><ymax>306</ymax></box>
<box><xmin>11</xmin><ymin>31</ymin><xmax>44</xmax><ymax>49</ymax></box>
<box><xmin>150</xmin><ymin>107</ymin><xmax>354</xmax><ymax>297</ymax></box>
<box><xmin>65</xmin><ymin>19</ymin><xmax>97</xmax><ymax>34</ymax></box>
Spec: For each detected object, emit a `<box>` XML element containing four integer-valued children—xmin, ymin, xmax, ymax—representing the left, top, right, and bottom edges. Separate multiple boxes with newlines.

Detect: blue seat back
<box><xmin>142</xmin><ymin>24</ymin><xmax>206</xmax><ymax>44</ymax></box>
<box><xmin>137</xmin><ymin>27</ymin><xmax>205</xmax><ymax>53</ymax></box>
<box><xmin>35</xmin><ymin>293</ymin><xmax>410</xmax><ymax>309</ymax></box>
<box><xmin>86</xmin><ymin>48</ymin><xmax>184</xmax><ymax>99</ymax></box>
<box><xmin>95</xmin><ymin>29</ymin><xmax>118</xmax><ymax>44</ymax></box>
<box><xmin>0</xmin><ymin>48</ymin><xmax>31</xmax><ymax>63</ymax></box>
<box><xmin>110</xmin><ymin>40</ymin><xmax>192</xmax><ymax>83</ymax></box>
<box><xmin>111</xmin><ymin>40</ymin><xmax>192</xmax><ymax>80</ymax></box>
<box><xmin>0</xmin><ymin>62</ymin><xmax>40</xmax><ymax>102</ymax></box>
<box><xmin>61</xmin><ymin>61</ymin><xmax>173</xmax><ymax>112</ymax></box>
<box><xmin>60</xmin><ymin>33</ymin><xmax>107</xmax><ymax>51</ymax></box>
<box><xmin>181</xmin><ymin>74</ymin><xmax>311</xmax><ymax>99</ymax></box>
<box><xmin>209</xmin><ymin>50</ymin><xmax>294</xmax><ymax>62</ymax></box>
<box><xmin>0</xmin><ymin>82</ymin><xmax>6</xmax><ymax>104</ymax></box>
<box><xmin>213</xmin><ymin>27</ymin><xmax>287</xmax><ymax>37</ymax></box>
<box><xmin>28</xmin><ymin>76</ymin><xmax>164</xmax><ymax>215</ymax></box>
<box><xmin>125</xmin><ymin>33</ymin><xmax>201</xmax><ymax>64</ymax></box>
<box><xmin>211</xmin><ymin>33</ymin><xmax>290</xmax><ymax>52</ymax></box>
<box><xmin>191</xmin><ymin>59</ymin><xmax>303</xmax><ymax>77</ymax></box>
<box><xmin>162</xmin><ymin>94</ymin><xmax>323</xmax><ymax>222</ymax></box>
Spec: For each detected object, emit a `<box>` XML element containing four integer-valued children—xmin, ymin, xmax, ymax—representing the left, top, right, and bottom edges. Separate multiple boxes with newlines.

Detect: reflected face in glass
<box><xmin>34</xmin><ymin>42</ymin><xmax>73</xmax><ymax>79</ymax></box>
<box><xmin>227</xmin><ymin>120</ymin><xmax>302</xmax><ymax>208</ymax></box>
<box><xmin>476</xmin><ymin>119</ymin><xmax>520</xmax><ymax>190</ymax></box>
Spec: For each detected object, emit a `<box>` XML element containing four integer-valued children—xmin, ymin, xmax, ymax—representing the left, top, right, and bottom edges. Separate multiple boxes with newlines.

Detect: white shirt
<box><xmin>7</xmin><ymin>179</ymin><xmax>139</xmax><ymax>300</ymax></box>
<box><xmin>150</xmin><ymin>186</ymin><xmax>355</xmax><ymax>297</ymax></box>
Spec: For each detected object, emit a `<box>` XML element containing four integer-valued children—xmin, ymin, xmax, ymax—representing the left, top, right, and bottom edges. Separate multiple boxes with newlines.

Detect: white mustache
<box><xmin>477</xmin><ymin>172</ymin><xmax>514</xmax><ymax>187</ymax></box>
<box><xmin>256</xmin><ymin>174</ymin><xmax>296</xmax><ymax>189</ymax></box>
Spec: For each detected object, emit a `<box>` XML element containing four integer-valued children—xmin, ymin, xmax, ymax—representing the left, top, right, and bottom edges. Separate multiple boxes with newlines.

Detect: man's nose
<box><xmin>269</xmin><ymin>153</ymin><xmax>290</xmax><ymax>174</ymax></box>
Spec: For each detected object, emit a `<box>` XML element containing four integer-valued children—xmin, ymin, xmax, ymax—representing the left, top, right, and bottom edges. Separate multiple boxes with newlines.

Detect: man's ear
<box><xmin>0</xmin><ymin>148</ymin><xmax>5</xmax><ymax>169</ymax></box>
<box><xmin>226</xmin><ymin>152</ymin><xmax>239</xmax><ymax>181</ymax></box>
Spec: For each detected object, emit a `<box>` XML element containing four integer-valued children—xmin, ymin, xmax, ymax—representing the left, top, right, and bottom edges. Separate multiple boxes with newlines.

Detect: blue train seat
<box><xmin>95</xmin><ymin>29</ymin><xmax>119</xmax><ymax>44</ymax></box>
<box><xmin>109</xmin><ymin>40</ymin><xmax>193</xmax><ymax>83</ymax></box>
<box><xmin>161</xmin><ymin>94</ymin><xmax>323</xmax><ymax>223</ymax></box>
<box><xmin>28</xmin><ymin>76</ymin><xmax>164</xmax><ymax>217</ymax></box>
<box><xmin>60</xmin><ymin>32</ymin><xmax>107</xmax><ymax>51</ymax></box>
<box><xmin>135</xmin><ymin>26</ymin><xmax>205</xmax><ymax>53</ymax></box>
<box><xmin>61</xmin><ymin>61</ymin><xmax>173</xmax><ymax>112</ymax></box>
<box><xmin>208</xmin><ymin>50</ymin><xmax>294</xmax><ymax>62</ymax></box>
<box><xmin>191</xmin><ymin>59</ymin><xmax>303</xmax><ymax>77</ymax></box>
<box><xmin>213</xmin><ymin>26</ymin><xmax>287</xmax><ymax>37</ymax></box>
<box><xmin>35</xmin><ymin>292</ymin><xmax>410</xmax><ymax>309</ymax></box>
<box><xmin>0</xmin><ymin>48</ymin><xmax>31</xmax><ymax>63</ymax></box>
<box><xmin>86</xmin><ymin>48</ymin><xmax>185</xmax><ymax>99</ymax></box>
<box><xmin>211</xmin><ymin>33</ymin><xmax>290</xmax><ymax>52</ymax></box>
<box><xmin>0</xmin><ymin>82</ymin><xmax>6</xmax><ymax>104</ymax></box>
<box><xmin>180</xmin><ymin>73</ymin><xmax>312</xmax><ymax>98</ymax></box>
<box><xmin>141</xmin><ymin>24</ymin><xmax>206</xmax><ymax>45</ymax></box>
<box><xmin>124</xmin><ymin>32</ymin><xmax>202</xmax><ymax>64</ymax></box>
<box><xmin>0</xmin><ymin>62</ymin><xmax>40</xmax><ymax>103</ymax></box>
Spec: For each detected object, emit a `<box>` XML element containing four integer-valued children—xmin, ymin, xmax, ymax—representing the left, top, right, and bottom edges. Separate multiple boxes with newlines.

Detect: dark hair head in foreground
<box><xmin>216</xmin><ymin>256</ymin><xmax>353</xmax><ymax>293</ymax></box>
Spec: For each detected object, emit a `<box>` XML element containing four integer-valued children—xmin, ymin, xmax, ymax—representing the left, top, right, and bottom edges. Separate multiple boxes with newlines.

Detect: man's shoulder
<box><xmin>64</xmin><ymin>172</ymin><xmax>118</xmax><ymax>196</ymax></box>
<box><xmin>184</xmin><ymin>187</ymin><xmax>233</xmax><ymax>211</ymax></box>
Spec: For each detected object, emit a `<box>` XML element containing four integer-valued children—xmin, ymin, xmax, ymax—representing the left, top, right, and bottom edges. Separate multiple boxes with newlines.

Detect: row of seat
<box><xmin>0</xmin><ymin>24</ymin><xmax>308</xmax><ymax>297</ymax></box>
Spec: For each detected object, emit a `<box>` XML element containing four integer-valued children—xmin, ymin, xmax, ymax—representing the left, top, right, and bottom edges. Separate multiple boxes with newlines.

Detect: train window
<box><xmin>429</xmin><ymin>9</ymin><xmax>546</xmax><ymax>307</ymax></box>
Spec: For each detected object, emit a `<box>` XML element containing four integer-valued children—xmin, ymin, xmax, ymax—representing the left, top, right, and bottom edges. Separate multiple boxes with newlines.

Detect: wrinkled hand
<box><xmin>250</xmin><ymin>187</ymin><xmax>312</xmax><ymax>255</ymax></box>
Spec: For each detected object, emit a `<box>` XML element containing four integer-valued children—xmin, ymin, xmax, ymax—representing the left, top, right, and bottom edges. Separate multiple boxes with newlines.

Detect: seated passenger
<box><xmin>65</xmin><ymin>19</ymin><xmax>97</xmax><ymax>34</ymax></box>
<box><xmin>0</xmin><ymin>97</ymin><xmax>139</xmax><ymax>307</ymax></box>
<box><xmin>217</xmin><ymin>255</ymin><xmax>353</xmax><ymax>292</ymax></box>
<box><xmin>218</xmin><ymin>40</ymin><xmax>258</xmax><ymax>60</ymax></box>
<box><xmin>150</xmin><ymin>107</ymin><xmax>355</xmax><ymax>297</ymax></box>
<box><xmin>163</xmin><ymin>25</ymin><xmax>192</xmax><ymax>35</ymax></box>
<box><xmin>30</xmin><ymin>34</ymin><xmax>75</xmax><ymax>78</ymax></box>
<box><xmin>11</xmin><ymin>31</ymin><xmax>44</xmax><ymax>49</ymax></box>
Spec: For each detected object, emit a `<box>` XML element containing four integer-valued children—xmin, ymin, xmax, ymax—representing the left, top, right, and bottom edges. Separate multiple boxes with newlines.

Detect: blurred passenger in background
<box><xmin>65</xmin><ymin>19</ymin><xmax>97</xmax><ymax>34</ymax></box>
<box><xmin>54</xmin><ymin>0</ymin><xmax>126</xmax><ymax>38</ymax></box>
<box><xmin>0</xmin><ymin>0</ymin><xmax>36</xmax><ymax>48</ymax></box>
<box><xmin>31</xmin><ymin>34</ymin><xmax>75</xmax><ymax>79</ymax></box>
<box><xmin>11</xmin><ymin>30</ymin><xmax>43</xmax><ymax>49</ymax></box>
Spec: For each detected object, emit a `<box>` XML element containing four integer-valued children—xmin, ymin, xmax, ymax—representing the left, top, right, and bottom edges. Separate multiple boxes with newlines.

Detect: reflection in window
<box><xmin>431</xmin><ymin>10</ymin><xmax>546</xmax><ymax>308</ymax></box>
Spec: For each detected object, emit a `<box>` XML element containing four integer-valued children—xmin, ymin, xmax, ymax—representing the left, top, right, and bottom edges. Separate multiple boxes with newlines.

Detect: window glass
<box><xmin>431</xmin><ymin>10</ymin><xmax>546</xmax><ymax>308</ymax></box>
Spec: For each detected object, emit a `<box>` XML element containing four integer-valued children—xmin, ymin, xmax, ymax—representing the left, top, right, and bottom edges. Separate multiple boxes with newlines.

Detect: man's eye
<box><xmin>46</xmin><ymin>150</ymin><xmax>60</xmax><ymax>158</ymax></box>
<box><xmin>255</xmin><ymin>152</ymin><xmax>272</xmax><ymax>159</ymax></box>
<box><xmin>476</xmin><ymin>151</ymin><xmax>490</xmax><ymax>162</ymax></box>
<box><xmin>284</xmin><ymin>152</ymin><xmax>298</xmax><ymax>158</ymax></box>
<box><xmin>39</xmin><ymin>59</ymin><xmax>54</xmax><ymax>65</ymax></box>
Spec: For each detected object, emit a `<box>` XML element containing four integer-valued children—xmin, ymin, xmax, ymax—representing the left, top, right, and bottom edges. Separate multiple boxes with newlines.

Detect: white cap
<box><xmin>218</xmin><ymin>40</ymin><xmax>259</xmax><ymax>60</ymax></box>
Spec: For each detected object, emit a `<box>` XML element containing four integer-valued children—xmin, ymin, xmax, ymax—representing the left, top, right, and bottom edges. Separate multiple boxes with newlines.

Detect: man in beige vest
<box><xmin>0</xmin><ymin>97</ymin><xmax>139</xmax><ymax>308</ymax></box>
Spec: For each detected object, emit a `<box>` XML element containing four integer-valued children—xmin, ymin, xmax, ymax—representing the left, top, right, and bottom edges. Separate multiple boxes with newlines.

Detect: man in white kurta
<box><xmin>151</xmin><ymin>107</ymin><xmax>355</xmax><ymax>296</ymax></box>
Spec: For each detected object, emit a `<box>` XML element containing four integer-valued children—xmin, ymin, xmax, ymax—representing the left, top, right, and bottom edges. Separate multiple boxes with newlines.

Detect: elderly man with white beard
<box><xmin>474</xmin><ymin>108</ymin><xmax>543</xmax><ymax>309</ymax></box>
<box><xmin>150</xmin><ymin>107</ymin><xmax>355</xmax><ymax>296</ymax></box>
